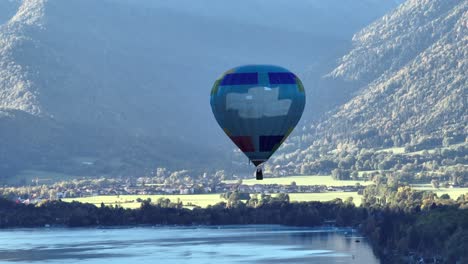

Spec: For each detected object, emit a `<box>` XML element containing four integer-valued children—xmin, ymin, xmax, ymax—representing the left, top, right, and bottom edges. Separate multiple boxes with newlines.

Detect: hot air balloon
<box><xmin>210</xmin><ymin>65</ymin><xmax>305</xmax><ymax>180</ymax></box>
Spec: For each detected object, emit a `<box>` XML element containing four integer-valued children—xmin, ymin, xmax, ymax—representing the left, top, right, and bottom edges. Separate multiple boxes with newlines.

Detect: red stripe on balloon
<box><xmin>230</xmin><ymin>136</ymin><xmax>255</xmax><ymax>152</ymax></box>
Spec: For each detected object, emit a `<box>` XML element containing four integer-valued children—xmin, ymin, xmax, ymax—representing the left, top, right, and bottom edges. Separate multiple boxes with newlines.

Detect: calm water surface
<box><xmin>0</xmin><ymin>225</ymin><xmax>379</xmax><ymax>264</ymax></box>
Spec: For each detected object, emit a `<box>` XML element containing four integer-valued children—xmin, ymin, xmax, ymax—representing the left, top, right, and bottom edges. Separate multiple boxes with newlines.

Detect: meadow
<box><xmin>288</xmin><ymin>192</ymin><xmax>362</xmax><ymax>206</ymax></box>
<box><xmin>63</xmin><ymin>191</ymin><xmax>362</xmax><ymax>209</ymax></box>
<box><xmin>411</xmin><ymin>184</ymin><xmax>468</xmax><ymax>199</ymax></box>
<box><xmin>223</xmin><ymin>175</ymin><xmax>371</xmax><ymax>186</ymax></box>
<box><xmin>63</xmin><ymin>194</ymin><xmax>222</xmax><ymax>209</ymax></box>
<box><xmin>62</xmin><ymin>176</ymin><xmax>367</xmax><ymax>208</ymax></box>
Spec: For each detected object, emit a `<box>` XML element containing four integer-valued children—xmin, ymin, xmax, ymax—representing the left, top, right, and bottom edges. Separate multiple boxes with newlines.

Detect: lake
<box><xmin>0</xmin><ymin>225</ymin><xmax>379</xmax><ymax>264</ymax></box>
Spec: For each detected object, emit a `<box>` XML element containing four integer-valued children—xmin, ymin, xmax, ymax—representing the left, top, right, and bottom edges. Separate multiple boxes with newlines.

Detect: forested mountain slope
<box><xmin>326</xmin><ymin>0</ymin><xmax>467</xmax><ymax>146</ymax></box>
<box><xmin>0</xmin><ymin>0</ymin><xmax>399</xmax><ymax>182</ymax></box>
<box><xmin>275</xmin><ymin>0</ymin><xmax>467</xmax><ymax>170</ymax></box>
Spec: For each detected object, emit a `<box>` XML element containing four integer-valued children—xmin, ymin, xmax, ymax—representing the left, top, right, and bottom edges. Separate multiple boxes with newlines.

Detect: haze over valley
<box><xmin>0</xmin><ymin>1</ymin><xmax>467</xmax><ymax>262</ymax></box>
<box><xmin>0</xmin><ymin>0</ymin><xmax>404</xmax><ymax>181</ymax></box>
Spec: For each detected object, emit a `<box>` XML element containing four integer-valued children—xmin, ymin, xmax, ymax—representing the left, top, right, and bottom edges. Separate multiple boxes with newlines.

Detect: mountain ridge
<box><xmin>324</xmin><ymin>0</ymin><xmax>466</xmax><ymax>143</ymax></box>
<box><xmin>0</xmin><ymin>0</ymin><xmax>401</xmax><ymax>181</ymax></box>
<box><xmin>275</xmin><ymin>0</ymin><xmax>467</xmax><ymax>168</ymax></box>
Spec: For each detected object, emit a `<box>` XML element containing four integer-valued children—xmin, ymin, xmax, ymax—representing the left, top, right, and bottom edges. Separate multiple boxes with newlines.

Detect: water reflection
<box><xmin>0</xmin><ymin>226</ymin><xmax>379</xmax><ymax>263</ymax></box>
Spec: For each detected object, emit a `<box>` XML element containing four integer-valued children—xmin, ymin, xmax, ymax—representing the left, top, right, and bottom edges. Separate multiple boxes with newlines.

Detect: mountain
<box><xmin>277</xmin><ymin>0</ymin><xmax>467</xmax><ymax>166</ymax></box>
<box><xmin>0</xmin><ymin>0</ymin><xmax>400</xmax><ymax>182</ymax></box>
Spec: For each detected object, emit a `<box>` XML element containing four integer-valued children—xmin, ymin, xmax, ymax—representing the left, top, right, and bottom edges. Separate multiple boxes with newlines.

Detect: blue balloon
<box><xmin>210</xmin><ymin>65</ymin><xmax>306</xmax><ymax>170</ymax></box>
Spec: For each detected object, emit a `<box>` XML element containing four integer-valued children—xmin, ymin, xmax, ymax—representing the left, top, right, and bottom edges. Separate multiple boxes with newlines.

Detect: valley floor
<box><xmin>63</xmin><ymin>191</ymin><xmax>365</xmax><ymax>209</ymax></box>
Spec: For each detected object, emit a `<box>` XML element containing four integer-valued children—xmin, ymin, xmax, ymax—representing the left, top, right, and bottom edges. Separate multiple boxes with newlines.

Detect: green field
<box><xmin>288</xmin><ymin>192</ymin><xmax>362</xmax><ymax>206</ymax></box>
<box><xmin>63</xmin><ymin>194</ymin><xmax>206</xmax><ymax>209</ymax></box>
<box><xmin>411</xmin><ymin>185</ymin><xmax>468</xmax><ymax>199</ymax></box>
<box><xmin>63</xmin><ymin>194</ymin><xmax>223</xmax><ymax>209</ymax></box>
<box><xmin>63</xmin><ymin>191</ymin><xmax>363</xmax><ymax>209</ymax></box>
<box><xmin>223</xmin><ymin>175</ymin><xmax>371</xmax><ymax>186</ymax></box>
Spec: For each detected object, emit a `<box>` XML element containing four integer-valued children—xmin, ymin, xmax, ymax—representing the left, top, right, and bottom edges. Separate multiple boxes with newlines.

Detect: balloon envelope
<box><xmin>210</xmin><ymin>65</ymin><xmax>305</xmax><ymax>166</ymax></box>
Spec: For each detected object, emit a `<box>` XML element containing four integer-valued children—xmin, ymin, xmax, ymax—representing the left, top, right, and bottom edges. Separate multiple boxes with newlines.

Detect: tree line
<box><xmin>1</xmin><ymin>183</ymin><xmax>467</xmax><ymax>262</ymax></box>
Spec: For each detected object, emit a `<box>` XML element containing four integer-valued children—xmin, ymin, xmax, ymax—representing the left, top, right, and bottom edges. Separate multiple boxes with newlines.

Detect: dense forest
<box><xmin>1</xmin><ymin>183</ymin><xmax>467</xmax><ymax>263</ymax></box>
<box><xmin>270</xmin><ymin>0</ymin><xmax>467</xmax><ymax>179</ymax></box>
<box><xmin>268</xmin><ymin>141</ymin><xmax>467</xmax><ymax>187</ymax></box>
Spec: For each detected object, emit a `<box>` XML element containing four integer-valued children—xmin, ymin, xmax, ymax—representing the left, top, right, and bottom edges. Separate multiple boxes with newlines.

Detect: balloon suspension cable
<box><xmin>256</xmin><ymin>165</ymin><xmax>263</xmax><ymax>180</ymax></box>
